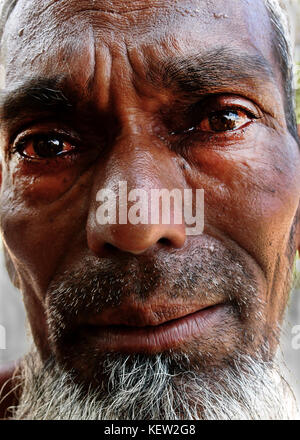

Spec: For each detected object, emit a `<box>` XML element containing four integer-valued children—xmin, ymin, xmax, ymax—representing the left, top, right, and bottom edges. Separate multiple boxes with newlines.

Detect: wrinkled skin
<box><xmin>0</xmin><ymin>0</ymin><xmax>300</xmax><ymax>414</ymax></box>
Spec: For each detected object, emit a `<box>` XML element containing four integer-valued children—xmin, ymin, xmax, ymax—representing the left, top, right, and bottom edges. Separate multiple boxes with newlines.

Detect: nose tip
<box><xmin>87</xmin><ymin>219</ymin><xmax>186</xmax><ymax>257</ymax></box>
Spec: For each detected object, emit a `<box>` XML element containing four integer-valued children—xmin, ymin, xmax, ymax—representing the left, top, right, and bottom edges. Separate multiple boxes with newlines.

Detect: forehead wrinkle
<box><xmin>15</xmin><ymin>0</ymin><xmax>188</xmax><ymax>16</ymax></box>
<box><xmin>51</xmin><ymin>25</ymin><xmax>97</xmax><ymax>97</ymax></box>
<box><xmin>11</xmin><ymin>0</ymin><xmax>175</xmax><ymax>35</ymax></box>
<box><xmin>90</xmin><ymin>43</ymin><xmax>113</xmax><ymax>112</ymax></box>
<box><xmin>4</xmin><ymin>18</ymin><xmax>97</xmax><ymax>94</ymax></box>
<box><xmin>5</xmin><ymin>0</ymin><xmax>274</xmax><ymax>64</ymax></box>
<box><xmin>6</xmin><ymin>0</ymin><xmax>257</xmax><ymax>49</ymax></box>
<box><xmin>2</xmin><ymin>0</ymin><xmax>287</xmax><ymax>124</ymax></box>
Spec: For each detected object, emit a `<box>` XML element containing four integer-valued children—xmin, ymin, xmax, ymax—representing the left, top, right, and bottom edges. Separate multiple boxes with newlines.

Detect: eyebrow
<box><xmin>147</xmin><ymin>47</ymin><xmax>276</xmax><ymax>96</ymax></box>
<box><xmin>0</xmin><ymin>47</ymin><xmax>276</xmax><ymax>125</ymax></box>
<box><xmin>0</xmin><ymin>77</ymin><xmax>73</xmax><ymax>123</ymax></box>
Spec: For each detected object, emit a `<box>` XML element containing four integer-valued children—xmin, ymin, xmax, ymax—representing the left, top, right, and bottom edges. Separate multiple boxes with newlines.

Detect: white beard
<box><xmin>9</xmin><ymin>346</ymin><xmax>299</xmax><ymax>420</ymax></box>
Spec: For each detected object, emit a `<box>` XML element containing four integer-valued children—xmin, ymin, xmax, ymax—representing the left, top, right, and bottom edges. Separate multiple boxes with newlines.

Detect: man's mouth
<box><xmin>75</xmin><ymin>303</ymin><xmax>226</xmax><ymax>353</ymax></box>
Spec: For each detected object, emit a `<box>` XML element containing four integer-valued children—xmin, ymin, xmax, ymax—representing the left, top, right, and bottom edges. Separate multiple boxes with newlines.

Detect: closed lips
<box><xmin>76</xmin><ymin>303</ymin><xmax>226</xmax><ymax>353</ymax></box>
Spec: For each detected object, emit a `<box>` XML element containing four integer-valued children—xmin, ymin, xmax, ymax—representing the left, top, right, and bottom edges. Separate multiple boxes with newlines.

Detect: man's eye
<box><xmin>14</xmin><ymin>135</ymin><xmax>76</xmax><ymax>159</ymax></box>
<box><xmin>198</xmin><ymin>109</ymin><xmax>253</xmax><ymax>132</ymax></box>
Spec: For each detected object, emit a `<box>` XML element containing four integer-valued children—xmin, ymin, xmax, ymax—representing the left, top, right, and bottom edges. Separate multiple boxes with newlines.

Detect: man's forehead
<box><xmin>3</xmin><ymin>0</ymin><xmax>273</xmax><ymax>65</ymax></box>
<box><xmin>0</xmin><ymin>0</ymin><xmax>284</xmax><ymax>120</ymax></box>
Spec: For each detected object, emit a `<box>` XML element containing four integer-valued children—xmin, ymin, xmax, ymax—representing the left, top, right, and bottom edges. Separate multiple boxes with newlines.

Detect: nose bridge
<box><xmin>102</xmin><ymin>129</ymin><xmax>177</xmax><ymax>189</ymax></box>
<box><xmin>87</xmin><ymin>126</ymin><xmax>187</xmax><ymax>255</ymax></box>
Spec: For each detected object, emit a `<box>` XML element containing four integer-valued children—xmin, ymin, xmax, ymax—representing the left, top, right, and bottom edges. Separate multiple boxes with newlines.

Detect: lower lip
<box><xmin>76</xmin><ymin>304</ymin><xmax>225</xmax><ymax>354</ymax></box>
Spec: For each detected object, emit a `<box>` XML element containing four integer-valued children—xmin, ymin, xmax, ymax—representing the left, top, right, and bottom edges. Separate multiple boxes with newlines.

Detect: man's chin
<box><xmin>9</xmin><ymin>343</ymin><xmax>297</xmax><ymax>420</ymax></box>
<box><xmin>50</xmin><ymin>336</ymin><xmax>241</xmax><ymax>388</ymax></box>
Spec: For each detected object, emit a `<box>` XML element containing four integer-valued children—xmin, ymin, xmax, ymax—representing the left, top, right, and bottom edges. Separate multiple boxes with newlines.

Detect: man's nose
<box><xmin>86</xmin><ymin>135</ymin><xmax>187</xmax><ymax>256</ymax></box>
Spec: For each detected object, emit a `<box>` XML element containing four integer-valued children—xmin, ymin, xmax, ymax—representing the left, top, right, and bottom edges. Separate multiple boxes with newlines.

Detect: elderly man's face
<box><xmin>0</xmin><ymin>0</ymin><xmax>300</xmax><ymax>416</ymax></box>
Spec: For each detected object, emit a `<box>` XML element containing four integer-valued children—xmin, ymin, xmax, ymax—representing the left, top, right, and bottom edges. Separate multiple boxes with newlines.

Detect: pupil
<box><xmin>210</xmin><ymin>111</ymin><xmax>239</xmax><ymax>132</ymax></box>
<box><xmin>33</xmin><ymin>136</ymin><xmax>63</xmax><ymax>158</ymax></box>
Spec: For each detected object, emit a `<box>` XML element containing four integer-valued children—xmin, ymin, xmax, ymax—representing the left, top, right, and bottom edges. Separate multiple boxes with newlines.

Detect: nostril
<box><xmin>103</xmin><ymin>241</ymin><xmax>145</xmax><ymax>256</ymax></box>
<box><xmin>88</xmin><ymin>216</ymin><xmax>186</xmax><ymax>256</ymax></box>
<box><xmin>104</xmin><ymin>242</ymin><xmax>114</xmax><ymax>250</ymax></box>
<box><xmin>103</xmin><ymin>242</ymin><xmax>118</xmax><ymax>253</ymax></box>
<box><xmin>103</xmin><ymin>237</ymin><xmax>173</xmax><ymax>255</ymax></box>
<box><xmin>158</xmin><ymin>237</ymin><xmax>172</xmax><ymax>247</ymax></box>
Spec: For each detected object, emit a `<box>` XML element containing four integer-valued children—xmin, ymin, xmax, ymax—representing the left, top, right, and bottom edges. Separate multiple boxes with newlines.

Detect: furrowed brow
<box><xmin>0</xmin><ymin>77</ymin><xmax>73</xmax><ymax>123</ymax></box>
<box><xmin>148</xmin><ymin>47</ymin><xmax>276</xmax><ymax>96</ymax></box>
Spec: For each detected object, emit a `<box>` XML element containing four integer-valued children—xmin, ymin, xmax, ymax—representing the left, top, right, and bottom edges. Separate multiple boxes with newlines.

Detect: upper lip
<box><xmin>78</xmin><ymin>300</ymin><xmax>221</xmax><ymax>328</ymax></box>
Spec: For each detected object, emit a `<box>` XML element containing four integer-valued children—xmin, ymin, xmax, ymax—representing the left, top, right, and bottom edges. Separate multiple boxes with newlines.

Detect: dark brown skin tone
<box><xmin>0</xmin><ymin>0</ymin><xmax>300</xmax><ymax>417</ymax></box>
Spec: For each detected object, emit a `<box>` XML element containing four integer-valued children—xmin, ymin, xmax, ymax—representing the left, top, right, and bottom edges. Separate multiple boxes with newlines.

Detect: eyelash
<box><xmin>11</xmin><ymin>132</ymin><xmax>80</xmax><ymax>160</ymax></box>
<box><xmin>170</xmin><ymin>105</ymin><xmax>259</xmax><ymax>136</ymax></box>
<box><xmin>10</xmin><ymin>100</ymin><xmax>261</xmax><ymax>161</ymax></box>
<box><xmin>208</xmin><ymin>105</ymin><xmax>258</xmax><ymax>119</ymax></box>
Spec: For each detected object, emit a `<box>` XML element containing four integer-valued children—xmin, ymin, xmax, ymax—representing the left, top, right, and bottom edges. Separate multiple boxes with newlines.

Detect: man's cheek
<box><xmin>184</xmin><ymin>138</ymin><xmax>299</xmax><ymax>270</ymax></box>
<box><xmin>7</xmin><ymin>158</ymin><xmax>87</xmax><ymax>204</ymax></box>
<box><xmin>0</xmin><ymin>168</ymin><xmax>93</xmax><ymax>293</ymax></box>
<box><xmin>0</xmin><ymin>207</ymin><xmax>66</xmax><ymax>294</ymax></box>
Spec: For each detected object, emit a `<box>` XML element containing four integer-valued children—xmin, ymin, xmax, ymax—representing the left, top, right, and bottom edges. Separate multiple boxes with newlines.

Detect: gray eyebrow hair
<box><xmin>0</xmin><ymin>77</ymin><xmax>72</xmax><ymax>122</ymax></box>
<box><xmin>147</xmin><ymin>47</ymin><xmax>276</xmax><ymax>96</ymax></box>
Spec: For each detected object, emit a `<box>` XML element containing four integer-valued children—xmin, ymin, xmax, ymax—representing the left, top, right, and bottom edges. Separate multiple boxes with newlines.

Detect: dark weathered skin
<box><xmin>0</xmin><ymin>0</ymin><xmax>299</xmax><ymax>417</ymax></box>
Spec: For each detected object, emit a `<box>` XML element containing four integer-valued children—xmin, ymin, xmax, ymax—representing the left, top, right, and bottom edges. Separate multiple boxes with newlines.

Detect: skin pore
<box><xmin>0</xmin><ymin>0</ymin><xmax>299</xmax><ymax>419</ymax></box>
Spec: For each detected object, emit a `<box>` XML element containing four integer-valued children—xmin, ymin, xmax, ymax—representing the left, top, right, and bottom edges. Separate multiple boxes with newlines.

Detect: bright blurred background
<box><xmin>0</xmin><ymin>0</ymin><xmax>300</xmax><ymax>410</ymax></box>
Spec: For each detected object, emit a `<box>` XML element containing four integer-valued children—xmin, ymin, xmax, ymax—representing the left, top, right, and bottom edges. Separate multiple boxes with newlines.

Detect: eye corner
<box><xmin>11</xmin><ymin>139</ymin><xmax>27</xmax><ymax>158</ymax></box>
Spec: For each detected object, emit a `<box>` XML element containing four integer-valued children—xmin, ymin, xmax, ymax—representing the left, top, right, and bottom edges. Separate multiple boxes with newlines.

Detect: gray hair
<box><xmin>10</xmin><ymin>347</ymin><xmax>298</xmax><ymax>420</ymax></box>
<box><xmin>0</xmin><ymin>0</ymin><xmax>298</xmax><ymax>139</ymax></box>
<box><xmin>264</xmin><ymin>0</ymin><xmax>297</xmax><ymax>137</ymax></box>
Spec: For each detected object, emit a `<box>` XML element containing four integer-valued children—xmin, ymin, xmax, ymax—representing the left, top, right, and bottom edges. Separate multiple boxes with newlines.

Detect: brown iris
<box><xmin>17</xmin><ymin>135</ymin><xmax>75</xmax><ymax>159</ymax></box>
<box><xmin>199</xmin><ymin>110</ymin><xmax>251</xmax><ymax>132</ymax></box>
